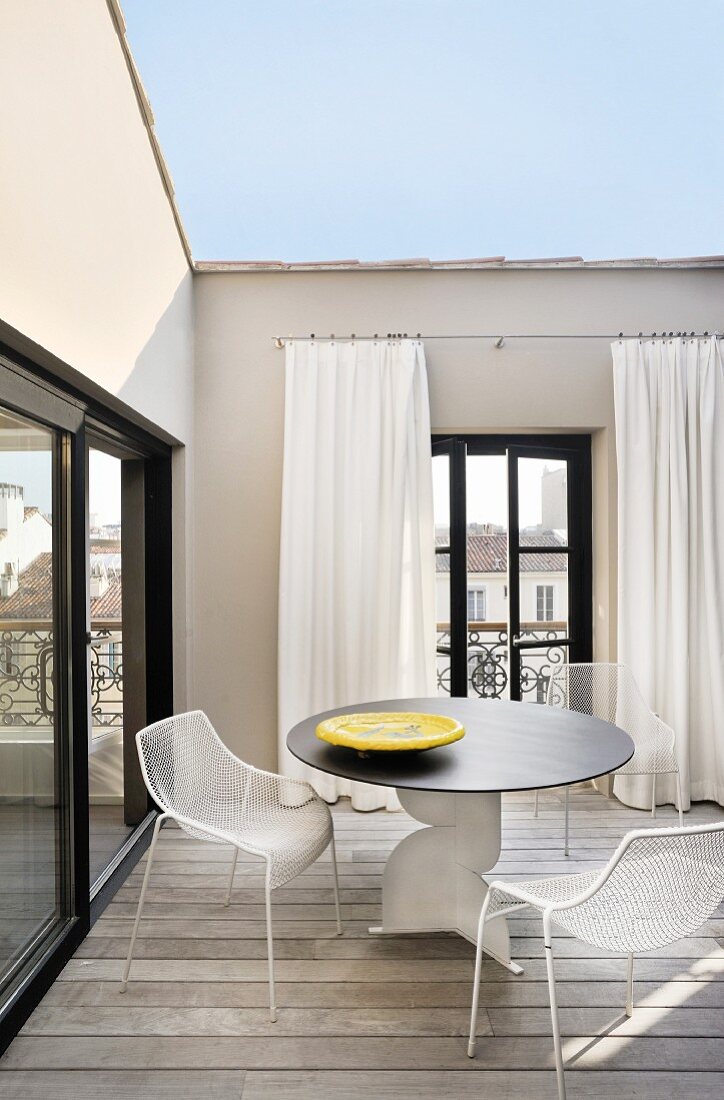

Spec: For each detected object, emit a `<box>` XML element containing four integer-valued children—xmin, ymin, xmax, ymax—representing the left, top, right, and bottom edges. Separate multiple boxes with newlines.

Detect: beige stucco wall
<box><xmin>0</xmin><ymin>0</ymin><xmax>195</xmax><ymax>708</ymax></box>
<box><xmin>193</xmin><ymin>267</ymin><xmax>724</xmax><ymax>768</ymax></box>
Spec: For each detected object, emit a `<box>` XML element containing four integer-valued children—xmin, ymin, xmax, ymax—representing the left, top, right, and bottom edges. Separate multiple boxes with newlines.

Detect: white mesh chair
<box><xmin>120</xmin><ymin>710</ymin><xmax>341</xmax><ymax>1020</ymax></box>
<box><xmin>468</xmin><ymin>822</ymin><xmax>724</xmax><ymax>1100</ymax></box>
<box><xmin>534</xmin><ymin>663</ymin><xmax>684</xmax><ymax>853</ymax></box>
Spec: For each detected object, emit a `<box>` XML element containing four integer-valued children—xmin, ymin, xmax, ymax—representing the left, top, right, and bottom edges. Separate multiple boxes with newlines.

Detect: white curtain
<box><xmin>278</xmin><ymin>338</ymin><xmax>437</xmax><ymax>810</ymax></box>
<box><xmin>613</xmin><ymin>336</ymin><xmax>724</xmax><ymax>809</ymax></box>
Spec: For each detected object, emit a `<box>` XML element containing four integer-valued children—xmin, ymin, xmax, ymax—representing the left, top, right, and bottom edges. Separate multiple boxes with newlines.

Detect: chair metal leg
<box><xmin>676</xmin><ymin>772</ymin><xmax>684</xmax><ymax>826</ymax></box>
<box><xmin>533</xmin><ymin>789</ymin><xmax>539</xmax><ymax>817</ymax></box>
<box><xmin>120</xmin><ymin>812</ymin><xmax>167</xmax><ymax>992</ymax></box>
<box><xmin>564</xmin><ymin>786</ymin><xmax>570</xmax><ymax>857</ymax></box>
<box><xmin>329</xmin><ymin>834</ymin><xmax>343</xmax><ymax>935</ymax></box>
<box><xmin>224</xmin><ymin>847</ymin><xmax>239</xmax><ymax>907</ymax></box>
<box><xmin>467</xmin><ymin>891</ymin><xmax>492</xmax><ymax>1057</ymax></box>
<box><xmin>264</xmin><ymin>872</ymin><xmax>277</xmax><ymax>1023</ymax></box>
<box><xmin>651</xmin><ymin>772</ymin><xmax>657</xmax><ymax>817</ymax></box>
<box><xmin>544</xmin><ymin>914</ymin><xmax>566</xmax><ymax>1100</ymax></box>
<box><xmin>626</xmin><ymin>952</ymin><xmax>634</xmax><ymax>1016</ymax></box>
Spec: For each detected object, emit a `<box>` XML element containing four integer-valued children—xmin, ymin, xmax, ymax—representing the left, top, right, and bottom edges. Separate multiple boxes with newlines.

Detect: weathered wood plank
<box><xmin>102</xmin><ymin>902</ymin><xmax>381</xmax><ymax>920</ymax></box>
<box><xmin>58</xmin><ymin>954</ymin><xmax>724</xmax><ymax>983</ymax></box>
<box><xmin>75</xmin><ymin>938</ymin><xmax>318</xmax><ymax>961</ymax></box>
<box><xmin>20</xmin><ymin>1005</ymin><xmax>492</xmax><ymax>1038</ymax></box>
<box><xmin>0</xmin><ymin>1071</ymin><xmax>244</xmax><ymax>1099</ymax></box>
<box><xmin>22</xmin><ymin>1004</ymin><xmax>724</xmax><ymax>1039</ymax></box>
<box><xmin>87</xmin><ymin>919</ymin><xmax>376</xmax><ymax>940</ymax></box>
<box><xmin>38</xmin><ymin>978</ymin><xmax>724</xmax><ymax>1010</ymax></box>
<box><xmin>241</xmin><ymin>1069</ymin><xmax>724</xmax><ymax>1100</ymax></box>
<box><xmin>310</xmin><ymin>936</ymin><xmax>720</xmax><ymax>961</ymax></box>
<box><xmin>114</xmin><ymin>886</ymin><xmax>378</xmax><ymax>905</ymax></box>
<box><xmin>489</xmin><ymin>1006</ymin><xmax>724</xmax><ymax>1037</ymax></box>
<box><xmin>4</xmin><ymin>1034</ymin><xmax>724</xmax><ymax>1071</ymax></box>
<box><xmin>78</xmin><ymin>936</ymin><xmax>488</xmax><ymax>961</ymax></box>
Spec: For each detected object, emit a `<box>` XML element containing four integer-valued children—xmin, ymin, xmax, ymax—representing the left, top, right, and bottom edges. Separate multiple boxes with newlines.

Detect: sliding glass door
<box><xmin>433</xmin><ymin>435</ymin><xmax>592</xmax><ymax>701</ymax></box>
<box><xmin>0</xmin><ymin>400</ymin><xmax>74</xmax><ymax>1004</ymax></box>
<box><xmin>0</xmin><ymin>350</ymin><xmax>174</xmax><ymax>1050</ymax></box>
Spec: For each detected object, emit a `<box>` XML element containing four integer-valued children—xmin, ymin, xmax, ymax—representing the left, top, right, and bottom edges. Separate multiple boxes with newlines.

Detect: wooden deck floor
<box><xmin>1</xmin><ymin>788</ymin><xmax>723</xmax><ymax>1098</ymax></box>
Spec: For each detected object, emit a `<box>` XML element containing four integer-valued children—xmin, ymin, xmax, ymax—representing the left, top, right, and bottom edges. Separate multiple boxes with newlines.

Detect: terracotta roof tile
<box><xmin>91</xmin><ymin>580</ymin><xmax>122</xmax><ymax>619</ymax></box>
<box><xmin>0</xmin><ymin>553</ymin><xmax>54</xmax><ymax>619</ymax></box>
<box><xmin>0</xmin><ymin>551</ymin><xmax>122</xmax><ymax>621</ymax></box>
<box><xmin>436</xmin><ymin>531</ymin><xmax>567</xmax><ymax>573</ymax></box>
<box><xmin>90</xmin><ymin>539</ymin><xmax>122</xmax><ymax>553</ymax></box>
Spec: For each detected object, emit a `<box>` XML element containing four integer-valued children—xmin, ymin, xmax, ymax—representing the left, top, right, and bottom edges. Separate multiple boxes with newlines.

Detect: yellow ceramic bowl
<box><xmin>315</xmin><ymin>712</ymin><xmax>464</xmax><ymax>754</ymax></box>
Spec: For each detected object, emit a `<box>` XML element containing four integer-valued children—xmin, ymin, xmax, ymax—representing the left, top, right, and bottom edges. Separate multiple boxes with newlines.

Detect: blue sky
<box><xmin>122</xmin><ymin>0</ymin><xmax>724</xmax><ymax>262</ymax></box>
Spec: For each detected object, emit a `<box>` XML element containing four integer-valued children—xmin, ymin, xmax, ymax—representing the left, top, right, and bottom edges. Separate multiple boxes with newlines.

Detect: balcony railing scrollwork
<box><xmin>89</xmin><ymin>627</ymin><xmax>123</xmax><ymax>731</ymax></box>
<box><xmin>436</xmin><ymin>620</ymin><xmax>568</xmax><ymax>701</ymax></box>
<box><xmin>0</xmin><ymin>621</ymin><xmax>123</xmax><ymax>733</ymax></box>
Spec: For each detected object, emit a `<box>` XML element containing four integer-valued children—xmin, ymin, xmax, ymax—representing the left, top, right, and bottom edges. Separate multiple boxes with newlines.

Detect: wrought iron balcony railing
<box><xmin>436</xmin><ymin>620</ymin><xmax>568</xmax><ymax>702</ymax></box>
<box><xmin>1</xmin><ymin>618</ymin><xmax>562</xmax><ymax>728</ymax></box>
<box><xmin>0</xmin><ymin>622</ymin><xmax>122</xmax><ymax>733</ymax></box>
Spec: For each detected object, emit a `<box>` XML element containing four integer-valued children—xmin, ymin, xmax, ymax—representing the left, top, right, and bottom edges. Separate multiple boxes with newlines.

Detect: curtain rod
<box><xmin>273</xmin><ymin>331</ymin><xmax>720</xmax><ymax>348</ymax></box>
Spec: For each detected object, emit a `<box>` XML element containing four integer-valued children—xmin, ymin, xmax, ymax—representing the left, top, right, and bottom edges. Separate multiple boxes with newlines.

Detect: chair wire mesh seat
<box><xmin>534</xmin><ymin>663</ymin><xmax>684</xmax><ymax>853</ymax></box>
<box><xmin>468</xmin><ymin>821</ymin><xmax>724</xmax><ymax>1100</ymax></box>
<box><xmin>120</xmin><ymin>710</ymin><xmax>341</xmax><ymax>1020</ymax></box>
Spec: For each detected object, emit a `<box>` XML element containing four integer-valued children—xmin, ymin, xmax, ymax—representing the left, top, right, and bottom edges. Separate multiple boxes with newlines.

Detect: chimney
<box><xmin>90</xmin><ymin>560</ymin><xmax>109</xmax><ymax>599</ymax></box>
<box><xmin>0</xmin><ymin>482</ymin><xmax>24</xmax><ymax>535</ymax></box>
<box><xmin>0</xmin><ymin>562</ymin><xmax>18</xmax><ymax>598</ymax></box>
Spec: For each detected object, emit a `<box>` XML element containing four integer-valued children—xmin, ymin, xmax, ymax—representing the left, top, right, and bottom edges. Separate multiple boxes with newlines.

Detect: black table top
<box><xmin>287</xmin><ymin>697</ymin><xmax>634</xmax><ymax>794</ymax></box>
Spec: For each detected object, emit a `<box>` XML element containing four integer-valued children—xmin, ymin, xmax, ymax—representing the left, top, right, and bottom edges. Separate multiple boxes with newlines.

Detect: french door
<box><xmin>433</xmin><ymin>435</ymin><xmax>592</xmax><ymax>702</ymax></box>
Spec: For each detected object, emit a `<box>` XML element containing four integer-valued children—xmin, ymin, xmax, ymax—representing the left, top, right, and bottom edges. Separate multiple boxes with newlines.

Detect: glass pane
<box><xmin>88</xmin><ymin>449</ymin><xmax>131</xmax><ymax>884</ymax></box>
<box><xmin>433</xmin><ymin>453</ymin><xmax>450</xmax><ymax>695</ymax></box>
<box><xmin>0</xmin><ymin>405</ymin><xmax>64</xmax><ymax>988</ymax></box>
<box><xmin>519</xmin><ymin>551</ymin><xmax>568</xmax><ymax>631</ymax></box>
<box><xmin>466</xmin><ymin>455</ymin><xmax>507</xmax><ymax>535</ymax></box>
<box><xmin>519</xmin><ymin>550</ymin><xmax>568</xmax><ymax>703</ymax></box>
<box><xmin>466</xmin><ymin>454</ymin><xmax>509</xmax><ymax>699</ymax></box>
<box><xmin>518</xmin><ymin>457</ymin><xmax>568</xmax><ymax>544</ymax></box>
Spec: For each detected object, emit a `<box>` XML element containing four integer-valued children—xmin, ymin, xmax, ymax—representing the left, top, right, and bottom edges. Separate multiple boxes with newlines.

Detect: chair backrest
<box><xmin>546</xmin><ymin>662</ymin><xmax>673</xmax><ymax>769</ymax></box>
<box><xmin>136</xmin><ymin>710</ymin><xmax>249</xmax><ymax>838</ymax></box>
<box><xmin>561</xmin><ymin>822</ymin><xmax>724</xmax><ymax>952</ymax></box>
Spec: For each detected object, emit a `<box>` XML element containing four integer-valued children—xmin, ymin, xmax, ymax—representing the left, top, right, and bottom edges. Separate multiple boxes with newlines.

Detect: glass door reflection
<box><xmin>0</xmin><ymin>404</ymin><xmax>71</xmax><ymax>993</ymax></box>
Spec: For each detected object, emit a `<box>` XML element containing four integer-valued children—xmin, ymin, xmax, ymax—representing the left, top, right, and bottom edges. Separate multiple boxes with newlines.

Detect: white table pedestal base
<box><xmin>368</xmin><ymin>787</ymin><xmax>523</xmax><ymax>974</ymax></box>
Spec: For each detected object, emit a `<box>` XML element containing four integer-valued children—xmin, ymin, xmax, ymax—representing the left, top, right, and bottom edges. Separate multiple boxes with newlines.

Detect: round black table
<box><xmin>288</xmin><ymin>697</ymin><xmax>633</xmax><ymax>970</ymax></box>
